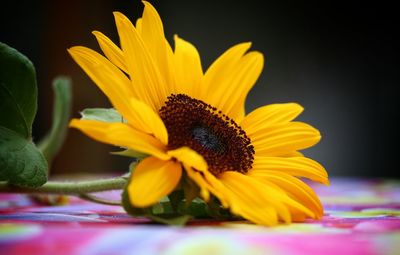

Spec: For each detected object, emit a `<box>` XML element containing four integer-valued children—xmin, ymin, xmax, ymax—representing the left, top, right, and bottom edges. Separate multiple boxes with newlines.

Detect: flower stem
<box><xmin>0</xmin><ymin>176</ymin><xmax>127</xmax><ymax>195</ymax></box>
<box><xmin>79</xmin><ymin>193</ymin><xmax>122</xmax><ymax>206</ymax></box>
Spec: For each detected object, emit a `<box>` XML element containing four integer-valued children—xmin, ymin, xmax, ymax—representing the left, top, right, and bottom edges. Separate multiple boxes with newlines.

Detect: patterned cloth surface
<box><xmin>1</xmin><ymin>178</ymin><xmax>400</xmax><ymax>255</ymax></box>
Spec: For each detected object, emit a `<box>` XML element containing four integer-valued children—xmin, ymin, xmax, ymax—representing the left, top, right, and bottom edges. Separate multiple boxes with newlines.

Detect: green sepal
<box><xmin>121</xmin><ymin>188</ymin><xmax>147</xmax><ymax>216</ymax></box>
<box><xmin>120</xmin><ymin>160</ymin><xmax>141</xmax><ymax>181</ymax></box>
<box><xmin>80</xmin><ymin>108</ymin><xmax>125</xmax><ymax>123</ymax></box>
<box><xmin>184</xmin><ymin>198</ymin><xmax>210</xmax><ymax>218</ymax></box>
<box><xmin>121</xmin><ymin>172</ymin><xmax>234</xmax><ymax>225</ymax></box>
<box><xmin>147</xmin><ymin>215</ymin><xmax>192</xmax><ymax>226</ymax></box>
<box><xmin>206</xmin><ymin>197</ymin><xmax>234</xmax><ymax>219</ymax></box>
<box><xmin>181</xmin><ymin>175</ymin><xmax>200</xmax><ymax>207</ymax></box>
<box><xmin>168</xmin><ymin>189</ymin><xmax>184</xmax><ymax>212</ymax></box>
<box><xmin>122</xmin><ymin>186</ymin><xmax>192</xmax><ymax>226</ymax></box>
<box><xmin>81</xmin><ymin>108</ymin><xmax>148</xmax><ymax>161</ymax></box>
<box><xmin>111</xmin><ymin>149</ymin><xmax>148</xmax><ymax>159</ymax></box>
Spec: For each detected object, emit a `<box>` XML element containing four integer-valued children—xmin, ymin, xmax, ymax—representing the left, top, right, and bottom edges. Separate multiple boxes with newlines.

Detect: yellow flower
<box><xmin>68</xmin><ymin>1</ymin><xmax>328</xmax><ymax>225</ymax></box>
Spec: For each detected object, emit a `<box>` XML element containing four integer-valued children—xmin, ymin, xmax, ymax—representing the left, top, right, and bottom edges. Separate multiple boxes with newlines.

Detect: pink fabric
<box><xmin>1</xmin><ymin>178</ymin><xmax>399</xmax><ymax>255</ymax></box>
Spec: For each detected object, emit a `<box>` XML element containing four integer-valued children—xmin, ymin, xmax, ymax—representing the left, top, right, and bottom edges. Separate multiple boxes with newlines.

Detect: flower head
<box><xmin>69</xmin><ymin>1</ymin><xmax>328</xmax><ymax>225</ymax></box>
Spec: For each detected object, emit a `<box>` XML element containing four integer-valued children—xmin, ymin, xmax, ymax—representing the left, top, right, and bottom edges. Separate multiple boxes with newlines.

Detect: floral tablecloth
<box><xmin>1</xmin><ymin>178</ymin><xmax>400</xmax><ymax>255</ymax></box>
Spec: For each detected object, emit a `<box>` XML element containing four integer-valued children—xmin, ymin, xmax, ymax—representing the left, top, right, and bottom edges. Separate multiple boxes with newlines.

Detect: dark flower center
<box><xmin>159</xmin><ymin>94</ymin><xmax>254</xmax><ymax>176</ymax></box>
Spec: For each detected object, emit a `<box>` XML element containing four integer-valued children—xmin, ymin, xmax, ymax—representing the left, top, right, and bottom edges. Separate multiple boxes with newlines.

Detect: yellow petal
<box><xmin>219</xmin><ymin>171</ymin><xmax>292</xmax><ymax>225</ymax></box>
<box><xmin>250</xmin><ymin>156</ymin><xmax>329</xmax><ymax>184</ymax></box>
<box><xmin>167</xmin><ymin>146</ymin><xmax>209</xmax><ymax>200</ymax></box>
<box><xmin>167</xmin><ymin>147</ymin><xmax>227</xmax><ymax>204</ymax></box>
<box><xmin>167</xmin><ymin>146</ymin><xmax>207</xmax><ymax>172</ymax></box>
<box><xmin>215</xmin><ymin>51</ymin><xmax>263</xmax><ymax>121</ymax></box>
<box><xmin>140</xmin><ymin>1</ymin><xmax>175</xmax><ymax>98</ymax></box>
<box><xmin>113</xmin><ymin>11</ymin><xmax>168</xmax><ymax>111</ymax></box>
<box><xmin>135</xmin><ymin>18</ymin><xmax>142</xmax><ymax>34</ymax></box>
<box><xmin>92</xmin><ymin>31</ymin><xmax>128</xmax><ymax>73</ymax></box>
<box><xmin>165</xmin><ymin>38</ymin><xmax>177</xmax><ymax>93</ymax></box>
<box><xmin>69</xmin><ymin>119</ymin><xmax>170</xmax><ymax>160</ymax></box>
<box><xmin>282</xmin><ymin>151</ymin><xmax>304</xmax><ymax>157</ymax></box>
<box><xmin>125</xmin><ymin>98</ymin><xmax>168</xmax><ymax>145</ymax></box>
<box><xmin>173</xmin><ymin>35</ymin><xmax>203</xmax><ymax>97</ymax></box>
<box><xmin>201</xmin><ymin>42</ymin><xmax>263</xmax><ymax>120</ymax></box>
<box><xmin>240</xmin><ymin>173</ymin><xmax>316</xmax><ymax>220</ymax></box>
<box><xmin>68</xmin><ymin>46</ymin><xmax>134</xmax><ymax>118</ymax></box>
<box><xmin>128</xmin><ymin>157</ymin><xmax>182</xmax><ymax>207</ymax></box>
<box><xmin>241</xmin><ymin>103</ymin><xmax>304</xmax><ymax>131</ymax></box>
<box><xmin>249</xmin><ymin>122</ymin><xmax>321</xmax><ymax>157</ymax></box>
<box><xmin>202</xmin><ymin>42</ymin><xmax>251</xmax><ymax>99</ymax></box>
<box><xmin>184</xmin><ymin>168</ymin><xmax>210</xmax><ymax>201</ymax></box>
<box><xmin>289</xmin><ymin>208</ymin><xmax>308</xmax><ymax>222</ymax></box>
<box><xmin>248</xmin><ymin>171</ymin><xmax>323</xmax><ymax>218</ymax></box>
<box><xmin>69</xmin><ymin>46</ymin><xmax>168</xmax><ymax>145</ymax></box>
<box><xmin>249</xmin><ymin>174</ymin><xmax>316</xmax><ymax>220</ymax></box>
<box><xmin>168</xmin><ymin>147</ymin><xmax>210</xmax><ymax>200</ymax></box>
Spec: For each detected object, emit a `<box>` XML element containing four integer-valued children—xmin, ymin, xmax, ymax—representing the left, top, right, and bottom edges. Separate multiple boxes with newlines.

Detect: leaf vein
<box><xmin>0</xmin><ymin>82</ymin><xmax>30</xmax><ymax>137</ymax></box>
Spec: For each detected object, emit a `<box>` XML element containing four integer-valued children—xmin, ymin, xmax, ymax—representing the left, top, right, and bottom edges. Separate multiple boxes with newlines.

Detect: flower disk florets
<box><xmin>159</xmin><ymin>94</ymin><xmax>254</xmax><ymax>175</ymax></box>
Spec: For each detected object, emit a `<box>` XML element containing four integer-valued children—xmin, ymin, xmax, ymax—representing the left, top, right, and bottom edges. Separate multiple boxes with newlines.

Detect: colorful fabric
<box><xmin>1</xmin><ymin>178</ymin><xmax>399</xmax><ymax>255</ymax></box>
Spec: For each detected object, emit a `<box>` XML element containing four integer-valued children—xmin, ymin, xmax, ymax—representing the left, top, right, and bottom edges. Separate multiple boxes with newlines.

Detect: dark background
<box><xmin>1</xmin><ymin>1</ymin><xmax>397</xmax><ymax>178</ymax></box>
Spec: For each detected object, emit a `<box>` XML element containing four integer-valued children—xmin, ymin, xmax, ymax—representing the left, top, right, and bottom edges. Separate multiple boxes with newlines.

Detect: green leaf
<box><xmin>0</xmin><ymin>42</ymin><xmax>48</xmax><ymax>187</ymax></box>
<box><xmin>80</xmin><ymin>108</ymin><xmax>124</xmax><ymax>123</ymax></box>
<box><xmin>0</xmin><ymin>42</ymin><xmax>37</xmax><ymax>138</ymax></box>
<box><xmin>0</xmin><ymin>126</ymin><xmax>47</xmax><ymax>187</ymax></box>
<box><xmin>38</xmin><ymin>77</ymin><xmax>72</xmax><ymax>167</ymax></box>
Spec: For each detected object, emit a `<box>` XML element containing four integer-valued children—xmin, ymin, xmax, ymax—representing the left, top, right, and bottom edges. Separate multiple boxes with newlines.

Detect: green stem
<box><xmin>38</xmin><ymin>77</ymin><xmax>72</xmax><ymax>168</ymax></box>
<box><xmin>0</xmin><ymin>176</ymin><xmax>127</xmax><ymax>195</ymax></box>
<box><xmin>79</xmin><ymin>193</ymin><xmax>122</xmax><ymax>206</ymax></box>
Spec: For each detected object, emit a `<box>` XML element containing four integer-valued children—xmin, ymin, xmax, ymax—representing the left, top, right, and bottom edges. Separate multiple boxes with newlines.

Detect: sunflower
<box><xmin>68</xmin><ymin>1</ymin><xmax>328</xmax><ymax>225</ymax></box>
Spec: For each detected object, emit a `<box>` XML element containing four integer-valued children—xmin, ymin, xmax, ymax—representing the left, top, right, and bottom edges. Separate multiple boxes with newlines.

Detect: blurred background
<box><xmin>1</xmin><ymin>1</ymin><xmax>397</xmax><ymax>178</ymax></box>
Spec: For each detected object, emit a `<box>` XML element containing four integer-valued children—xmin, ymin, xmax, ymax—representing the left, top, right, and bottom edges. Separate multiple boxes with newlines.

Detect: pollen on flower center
<box><xmin>159</xmin><ymin>94</ymin><xmax>255</xmax><ymax>176</ymax></box>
